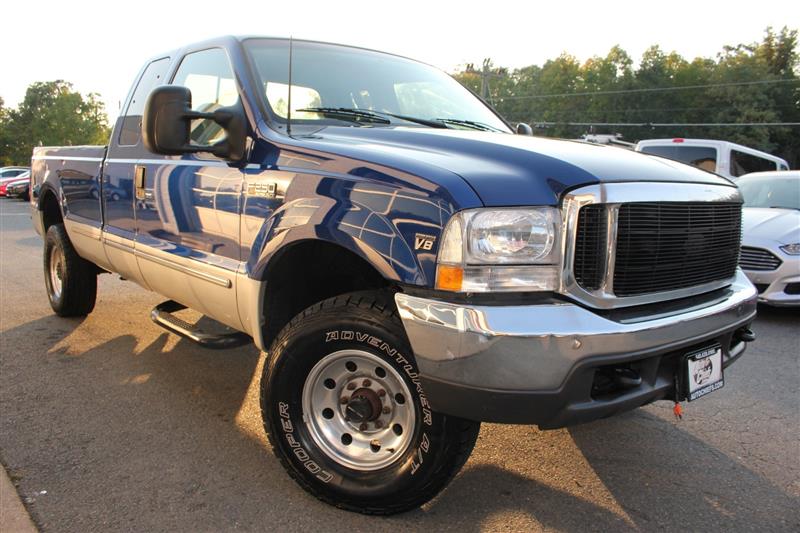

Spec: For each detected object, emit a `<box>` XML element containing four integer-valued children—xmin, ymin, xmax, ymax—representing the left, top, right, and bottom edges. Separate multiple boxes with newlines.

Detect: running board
<box><xmin>150</xmin><ymin>300</ymin><xmax>251</xmax><ymax>349</ymax></box>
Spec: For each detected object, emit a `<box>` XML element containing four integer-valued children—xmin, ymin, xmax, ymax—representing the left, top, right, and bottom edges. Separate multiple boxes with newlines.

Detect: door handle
<box><xmin>134</xmin><ymin>165</ymin><xmax>146</xmax><ymax>200</ymax></box>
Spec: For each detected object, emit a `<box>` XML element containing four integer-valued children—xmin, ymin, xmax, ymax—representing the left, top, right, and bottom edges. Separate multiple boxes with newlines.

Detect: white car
<box><xmin>737</xmin><ymin>171</ymin><xmax>800</xmax><ymax>306</ymax></box>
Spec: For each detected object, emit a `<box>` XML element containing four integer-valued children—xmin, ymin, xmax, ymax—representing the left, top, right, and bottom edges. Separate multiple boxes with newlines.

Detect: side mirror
<box><xmin>516</xmin><ymin>122</ymin><xmax>534</xmax><ymax>136</ymax></box>
<box><xmin>142</xmin><ymin>85</ymin><xmax>246</xmax><ymax>161</ymax></box>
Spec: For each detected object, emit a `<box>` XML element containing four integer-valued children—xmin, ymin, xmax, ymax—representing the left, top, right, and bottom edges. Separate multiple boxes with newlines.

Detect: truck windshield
<box><xmin>244</xmin><ymin>39</ymin><xmax>511</xmax><ymax>133</ymax></box>
<box><xmin>737</xmin><ymin>175</ymin><xmax>800</xmax><ymax>210</ymax></box>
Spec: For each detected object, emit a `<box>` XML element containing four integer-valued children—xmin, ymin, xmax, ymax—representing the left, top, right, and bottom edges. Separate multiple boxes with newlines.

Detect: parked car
<box><xmin>0</xmin><ymin>172</ymin><xmax>28</xmax><ymax>196</ymax></box>
<box><xmin>737</xmin><ymin>171</ymin><xmax>800</xmax><ymax>306</ymax></box>
<box><xmin>635</xmin><ymin>139</ymin><xmax>789</xmax><ymax>179</ymax></box>
<box><xmin>89</xmin><ymin>181</ymin><xmax>128</xmax><ymax>201</ymax></box>
<box><xmin>30</xmin><ymin>36</ymin><xmax>758</xmax><ymax>515</ymax></box>
<box><xmin>0</xmin><ymin>169</ymin><xmax>30</xmax><ymax>196</ymax></box>
<box><xmin>0</xmin><ymin>167</ymin><xmax>30</xmax><ymax>194</ymax></box>
<box><xmin>6</xmin><ymin>174</ymin><xmax>31</xmax><ymax>200</ymax></box>
<box><xmin>0</xmin><ymin>166</ymin><xmax>29</xmax><ymax>182</ymax></box>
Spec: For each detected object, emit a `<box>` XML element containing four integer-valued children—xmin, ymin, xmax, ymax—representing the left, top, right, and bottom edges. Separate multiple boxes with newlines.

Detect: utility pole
<box><xmin>480</xmin><ymin>58</ymin><xmax>492</xmax><ymax>99</ymax></box>
<box><xmin>466</xmin><ymin>59</ymin><xmax>505</xmax><ymax>103</ymax></box>
<box><xmin>481</xmin><ymin>58</ymin><xmax>506</xmax><ymax>102</ymax></box>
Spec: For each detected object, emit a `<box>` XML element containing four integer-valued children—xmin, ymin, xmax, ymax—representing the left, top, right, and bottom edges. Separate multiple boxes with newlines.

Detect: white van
<box><xmin>635</xmin><ymin>138</ymin><xmax>790</xmax><ymax>179</ymax></box>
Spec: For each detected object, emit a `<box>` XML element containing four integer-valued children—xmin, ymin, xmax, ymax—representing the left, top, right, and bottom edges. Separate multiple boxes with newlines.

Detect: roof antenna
<box><xmin>286</xmin><ymin>36</ymin><xmax>293</xmax><ymax>137</ymax></box>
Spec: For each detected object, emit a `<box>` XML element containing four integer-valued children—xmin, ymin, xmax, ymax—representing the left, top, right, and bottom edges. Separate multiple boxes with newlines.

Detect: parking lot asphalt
<box><xmin>1</xmin><ymin>197</ymin><xmax>798</xmax><ymax>532</ymax></box>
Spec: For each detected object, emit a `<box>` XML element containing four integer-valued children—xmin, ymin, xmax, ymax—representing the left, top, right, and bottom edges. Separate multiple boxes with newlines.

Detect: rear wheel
<box><xmin>261</xmin><ymin>291</ymin><xmax>480</xmax><ymax>515</ymax></box>
<box><xmin>44</xmin><ymin>224</ymin><xmax>97</xmax><ymax>316</ymax></box>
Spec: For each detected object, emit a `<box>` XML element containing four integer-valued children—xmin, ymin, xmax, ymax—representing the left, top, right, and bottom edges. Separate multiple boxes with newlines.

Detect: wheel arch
<box><xmin>256</xmin><ymin>238</ymin><xmax>394</xmax><ymax>348</ymax></box>
<box><xmin>38</xmin><ymin>185</ymin><xmax>64</xmax><ymax>231</ymax></box>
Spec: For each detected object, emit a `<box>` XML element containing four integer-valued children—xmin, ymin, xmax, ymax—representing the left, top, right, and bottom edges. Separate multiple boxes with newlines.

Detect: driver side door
<box><xmin>134</xmin><ymin>47</ymin><xmax>245</xmax><ymax>331</ymax></box>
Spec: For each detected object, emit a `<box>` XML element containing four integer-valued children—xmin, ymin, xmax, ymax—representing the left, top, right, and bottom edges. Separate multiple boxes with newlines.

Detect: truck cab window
<box><xmin>118</xmin><ymin>57</ymin><xmax>171</xmax><ymax>146</ymax></box>
<box><xmin>171</xmin><ymin>48</ymin><xmax>239</xmax><ymax>147</ymax></box>
<box><xmin>730</xmin><ymin>149</ymin><xmax>778</xmax><ymax>177</ymax></box>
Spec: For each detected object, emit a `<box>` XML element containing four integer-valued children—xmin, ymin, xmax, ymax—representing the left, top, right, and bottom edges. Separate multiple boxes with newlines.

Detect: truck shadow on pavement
<box><xmin>417</xmin><ymin>414</ymin><xmax>798</xmax><ymax>532</ymax></box>
<box><xmin>1</xmin><ymin>315</ymin><xmax>797</xmax><ymax>532</ymax></box>
<box><xmin>568</xmin><ymin>413</ymin><xmax>798</xmax><ymax>531</ymax></box>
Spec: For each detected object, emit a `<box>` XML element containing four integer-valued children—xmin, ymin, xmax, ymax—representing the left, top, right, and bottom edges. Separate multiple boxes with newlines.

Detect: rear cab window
<box><xmin>118</xmin><ymin>57</ymin><xmax>172</xmax><ymax>146</ymax></box>
<box><xmin>639</xmin><ymin>145</ymin><xmax>718</xmax><ymax>172</ymax></box>
<box><xmin>730</xmin><ymin>149</ymin><xmax>778</xmax><ymax>177</ymax></box>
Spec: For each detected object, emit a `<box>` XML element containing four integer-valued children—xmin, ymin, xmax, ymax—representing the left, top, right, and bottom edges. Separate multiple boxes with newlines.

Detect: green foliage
<box><xmin>0</xmin><ymin>96</ymin><xmax>13</xmax><ymax>166</ymax></box>
<box><xmin>453</xmin><ymin>27</ymin><xmax>799</xmax><ymax>167</ymax></box>
<box><xmin>0</xmin><ymin>81</ymin><xmax>110</xmax><ymax>166</ymax></box>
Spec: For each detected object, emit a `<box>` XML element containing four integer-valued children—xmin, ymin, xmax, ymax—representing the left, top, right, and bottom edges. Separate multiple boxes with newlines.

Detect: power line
<box><xmin>498</xmin><ymin>79</ymin><xmax>800</xmax><ymax>100</ymax></box>
<box><xmin>531</xmin><ymin>121</ymin><xmax>800</xmax><ymax>127</ymax></box>
<box><xmin>533</xmin><ymin>102</ymin><xmax>800</xmax><ymax>115</ymax></box>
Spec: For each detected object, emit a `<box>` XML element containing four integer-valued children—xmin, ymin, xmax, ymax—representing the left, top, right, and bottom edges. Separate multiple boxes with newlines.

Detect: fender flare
<box><xmin>246</xmin><ymin>195</ymin><xmax>430</xmax><ymax>286</ymax></box>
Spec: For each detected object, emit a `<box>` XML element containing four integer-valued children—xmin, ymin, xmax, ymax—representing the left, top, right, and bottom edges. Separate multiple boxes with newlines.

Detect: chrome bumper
<box><xmin>395</xmin><ymin>270</ymin><xmax>757</xmax><ymax>425</ymax></box>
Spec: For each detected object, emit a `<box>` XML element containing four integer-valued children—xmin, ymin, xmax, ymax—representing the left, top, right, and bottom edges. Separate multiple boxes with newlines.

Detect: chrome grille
<box><xmin>573</xmin><ymin>205</ymin><xmax>606</xmax><ymax>290</ymax></box>
<box><xmin>573</xmin><ymin>202</ymin><xmax>742</xmax><ymax>297</ymax></box>
<box><xmin>739</xmin><ymin>246</ymin><xmax>782</xmax><ymax>271</ymax></box>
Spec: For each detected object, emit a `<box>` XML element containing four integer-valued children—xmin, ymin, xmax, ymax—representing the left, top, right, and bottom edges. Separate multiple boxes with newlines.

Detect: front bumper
<box><xmin>743</xmin><ymin>256</ymin><xmax>800</xmax><ymax>307</ymax></box>
<box><xmin>395</xmin><ymin>269</ymin><xmax>757</xmax><ymax>428</ymax></box>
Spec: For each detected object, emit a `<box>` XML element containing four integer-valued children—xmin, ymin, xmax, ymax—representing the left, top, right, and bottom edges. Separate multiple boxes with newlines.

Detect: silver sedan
<box><xmin>737</xmin><ymin>171</ymin><xmax>800</xmax><ymax>306</ymax></box>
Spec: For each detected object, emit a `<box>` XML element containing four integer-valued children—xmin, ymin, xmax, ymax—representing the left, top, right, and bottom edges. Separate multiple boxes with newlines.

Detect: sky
<box><xmin>1</xmin><ymin>0</ymin><xmax>797</xmax><ymax>121</ymax></box>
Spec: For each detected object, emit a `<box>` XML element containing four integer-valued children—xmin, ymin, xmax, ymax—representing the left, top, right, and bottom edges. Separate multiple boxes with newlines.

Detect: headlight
<box><xmin>780</xmin><ymin>243</ymin><xmax>800</xmax><ymax>255</ymax></box>
<box><xmin>436</xmin><ymin>207</ymin><xmax>561</xmax><ymax>292</ymax></box>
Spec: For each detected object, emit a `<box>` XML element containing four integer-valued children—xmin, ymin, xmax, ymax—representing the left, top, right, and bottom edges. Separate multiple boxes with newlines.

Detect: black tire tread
<box><xmin>261</xmin><ymin>291</ymin><xmax>480</xmax><ymax>515</ymax></box>
<box><xmin>44</xmin><ymin>224</ymin><xmax>97</xmax><ymax>317</ymax></box>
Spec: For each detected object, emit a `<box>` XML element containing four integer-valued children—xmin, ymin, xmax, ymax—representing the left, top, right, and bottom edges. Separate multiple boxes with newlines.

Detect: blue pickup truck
<box><xmin>31</xmin><ymin>36</ymin><xmax>757</xmax><ymax>514</ymax></box>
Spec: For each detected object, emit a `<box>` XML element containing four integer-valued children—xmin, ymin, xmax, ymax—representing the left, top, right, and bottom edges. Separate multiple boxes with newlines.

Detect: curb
<box><xmin>0</xmin><ymin>465</ymin><xmax>37</xmax><ymax>533</ymax></box>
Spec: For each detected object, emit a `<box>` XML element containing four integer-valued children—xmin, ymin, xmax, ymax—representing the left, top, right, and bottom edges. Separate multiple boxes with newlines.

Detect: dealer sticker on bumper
<box><xmin>685</xmin><ymin>345</ymin><xmax>724</xmax><ymax>401</ymax></box>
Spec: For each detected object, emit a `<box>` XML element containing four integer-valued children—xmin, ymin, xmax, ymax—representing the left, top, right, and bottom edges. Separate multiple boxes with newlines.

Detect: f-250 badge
<box><xmin>414</xmin><ymin>234</ymin><xmax>436</xmax><ymax>251</ymax></box>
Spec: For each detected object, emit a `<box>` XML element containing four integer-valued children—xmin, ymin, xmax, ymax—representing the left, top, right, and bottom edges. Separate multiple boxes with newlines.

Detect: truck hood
<box><xmin>304</xmin><ymin>127</ymin><xmax>734</xmax><ymax>206</ymax></box>
<box><xmin>742</xmin><ymin>207</ymin><xmax>800</xmax><ymax>245</ymax></box>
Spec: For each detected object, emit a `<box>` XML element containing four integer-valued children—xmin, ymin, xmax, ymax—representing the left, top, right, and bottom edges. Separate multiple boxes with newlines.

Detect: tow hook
<box><xmin>735</xmin><ymin>327</ymin><xmax>756</xmax><ymax>343</ymax></box>
<box><xmin>613</xmin><ymin>367</ymin><xmax>642</xmax><ymax>389</ymax></box>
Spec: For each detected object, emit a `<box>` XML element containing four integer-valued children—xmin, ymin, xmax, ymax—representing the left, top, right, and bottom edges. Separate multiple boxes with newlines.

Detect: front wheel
<box><xmin>260</xmin><ymin>291</ymin><xmax>480</xmax><ymax>515</ymax></box>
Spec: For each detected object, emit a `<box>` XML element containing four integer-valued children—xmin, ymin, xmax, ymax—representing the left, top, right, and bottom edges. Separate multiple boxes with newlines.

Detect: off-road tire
<box><xmin>43</xmin><ymin>223</ymin><xmax>97</xmax><ymax>317</ymax></box>
<box><xmin>261</xmin><ymin>291</ymin><xmax>480</xmax><ymax>515</ymax></box>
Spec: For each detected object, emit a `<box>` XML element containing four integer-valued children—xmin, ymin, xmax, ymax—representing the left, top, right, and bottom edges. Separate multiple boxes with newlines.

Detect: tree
<box><xmin>451</xmin><ymin>26</ymin><xmax>799</xmax><ymax>166</ymax></box>
<box><xmin>0</xmin><ymin>96</ymin><xmax>14</xmax><ymax>167</ymax></box>
<box><xmin>0</xmin><ymin>81</ymin><xmax>110</xmax><ymax>166</ymax></box>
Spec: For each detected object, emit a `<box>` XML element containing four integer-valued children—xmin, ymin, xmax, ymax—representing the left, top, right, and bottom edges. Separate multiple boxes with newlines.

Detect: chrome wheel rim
<box><xmin>49</xmin><ymin>246</ymin><xmax>64</xmax><ymax>300</ymax></box>
<box><xmin>302</xmin><ymin>349</ymin><xmax>416</xmax><ymax>471</ymax></box>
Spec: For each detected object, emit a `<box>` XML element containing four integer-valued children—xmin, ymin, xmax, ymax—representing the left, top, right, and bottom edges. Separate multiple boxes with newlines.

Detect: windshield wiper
<box><xmin>295</xmin><ymin>107</ymin><xmax>391</xmax><ymax>125</ymax></box>
<box><xmin>295</xmin><ymin>107</ymin><xmax>503</xmax><ymax>132</ymax></box>
<box><xmin>433</xmin><ymin>118</ymin><xmax>504</xmax><ymax>132</ymax></box>
<box><xmin>298</xmin><ymin>107</ymin><xmax>448</xmax><ymax>129</ymax></box>
<box><xmin>369</xmin><ymin>111</ymin><xmax>448</xmax><ymax>129</ymax></box>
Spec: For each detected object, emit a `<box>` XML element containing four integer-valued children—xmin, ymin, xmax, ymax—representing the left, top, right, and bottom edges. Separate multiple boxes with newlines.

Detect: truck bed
<box><xmin>31</xmin><ymin>145</ymin><xmax>107</xmax><ymax>229</ymax></box>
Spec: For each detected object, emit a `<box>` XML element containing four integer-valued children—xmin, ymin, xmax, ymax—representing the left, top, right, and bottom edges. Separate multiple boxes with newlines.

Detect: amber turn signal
<box><xmin>435</xmin><ymin>264</ymin><xmax>463</xmax><ymax>291</ymax></box>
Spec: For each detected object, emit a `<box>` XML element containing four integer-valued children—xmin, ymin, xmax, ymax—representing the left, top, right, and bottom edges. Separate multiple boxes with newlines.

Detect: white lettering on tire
<box><xmin>278</xmin><ymin>401</ymin><xmax>333</xmax><ymax>483</ymax></box>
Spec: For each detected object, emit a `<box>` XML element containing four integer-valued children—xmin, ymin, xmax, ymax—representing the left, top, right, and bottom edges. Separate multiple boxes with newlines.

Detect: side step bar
<box><xmin>150</xmin><ymin>300</ymin><xmax>251</xmax><ymax>349</ymax></box>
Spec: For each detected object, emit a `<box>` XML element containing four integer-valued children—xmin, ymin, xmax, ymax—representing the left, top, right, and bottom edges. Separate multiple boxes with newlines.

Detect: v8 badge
<box><xmin>414</xmin><ymin>234</ymin><xmax>436</xmax><ymax>251</ymax></box>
